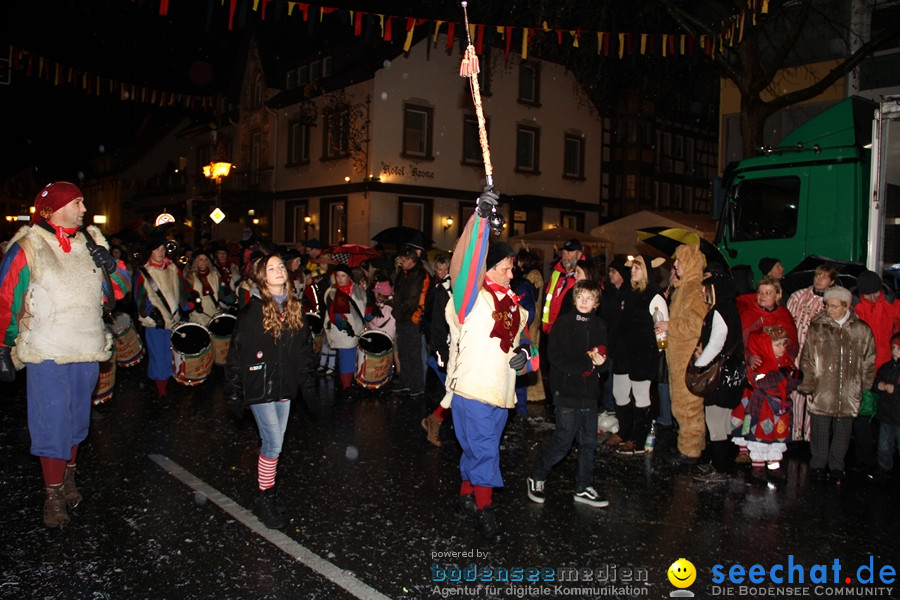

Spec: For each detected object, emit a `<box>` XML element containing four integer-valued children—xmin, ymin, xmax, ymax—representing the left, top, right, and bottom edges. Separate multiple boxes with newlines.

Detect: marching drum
<box><xmin>306</xmin><ymin>313</ymin><xmax>324</xmax><ymax>355</ymax></box>
<box><xmin>171</xmin><ymin>322</ymin><xmax>214</xmax><ymax>386</ymax></box>
<box><xmin>208</xmin><ymin>312</ymin><xmax>237</xmax><ymax>367</ymax></box>
<box><xmin>109</xmin><ymin>313</ymin><xmax>144</xmax><ymax>367</ymax></box>
<box><xmin>355</xmin><ymin>330</ymin><xmax>394</xmax><ymax>389</ymax></box>
<box><xmin>92</xmin><ymin>355</ymin><xmax>116</xmax><ymax>405</ymax></box>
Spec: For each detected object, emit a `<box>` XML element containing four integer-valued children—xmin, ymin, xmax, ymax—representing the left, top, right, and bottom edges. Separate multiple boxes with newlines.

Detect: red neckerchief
<box><xmin>196</xmin><ymin>268</ymin><xmax>215</xmax><ymax>297</ymax></box>
<box><xmin>50</xmin><ymin>224</ymin><xmax>79</xmax><ymax>253</ymax></box>
<box><xmin>216</xmin><ymin>261</ymin><xmax>234</xmax><ymax>290</ymax></box>
<box><xmin>328</xmin><ymin>282</ymin><xmax>356</xmax><ymax>324</ymax></box>
<box><xmin>483</xmin><ymin>277</ymin><xmax>520</xmax><ymax>353</ymax></box>
<box><xmin>147</xmin><ymin>257</ymin><xmax>173</xmax><ymax>269</ymax></box>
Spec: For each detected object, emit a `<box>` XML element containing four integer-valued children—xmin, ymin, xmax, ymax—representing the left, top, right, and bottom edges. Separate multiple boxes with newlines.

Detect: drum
<box><xmin>208</xmin><ymin>313</ymin><xmax>237</xmax><ymax>367</ymax></box>
<box><xmin>109</xmin><ymin>313</ymin><xmax>144</xmax><ymax>367</ymax></box>
<box><xmin>171</xmin><ymin>322</ymin><xmax>213</xmax><ymax>386</ymax></box>
<box><xmin>92</xmin><ymin>356</ymin><xmax>116</xmax><ymax>405</ymax></box>
<box><xmin>306</xmin><ymin>313</ymin><xmax>324</xmax><ymax>355</ymax></box>
<box><xmin>355</xmin><ymin>330</ymin><xmax>394</xmax><ymax>389</ymax></box>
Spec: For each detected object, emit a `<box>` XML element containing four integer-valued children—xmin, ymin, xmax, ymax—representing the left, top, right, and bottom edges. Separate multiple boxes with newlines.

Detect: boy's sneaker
<box><xmin>573</xmin><ymin>486</ymin><xmax>608</xmax><ymax>508</ymax></box>
<box><xmin>526</xmin><ymin>477</ymin><xmax>545</xmax><ymax>504</ymax></box>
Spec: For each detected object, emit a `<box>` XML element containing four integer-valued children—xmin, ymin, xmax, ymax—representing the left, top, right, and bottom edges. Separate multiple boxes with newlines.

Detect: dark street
<box><xmin>1</xmin><ymin>361</ymin><xmax>898</xmax><ymax>600</ymax></box>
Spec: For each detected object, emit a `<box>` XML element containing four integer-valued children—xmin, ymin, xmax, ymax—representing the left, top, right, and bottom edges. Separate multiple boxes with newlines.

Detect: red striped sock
<box><xmin>40</xmin><ymin>457</ymin><xmax>67</xmax><ymax>487</ymax></box>
<box><xmin>68</xmin><ymin>444</ymin><xmax>78</xmax><ymax>467</ymax></box>
<box><xmin>751</xmin><ymin>461</ymin><xmax>766</xmax><ymax>470</ymax></box>
<box><xmin>258</xmin><ymin>455</ymin><xmax>278</xmax><ymax>491</ymax></box>
<box><xmin>433</xmin><ymin>406</ymin><xmax>448</xmax><ymax>421</ymax></box>
<box><xmin>460</xmin><ymin>480</ymin><xmax>474</xmax><ymax>496</ymax></box>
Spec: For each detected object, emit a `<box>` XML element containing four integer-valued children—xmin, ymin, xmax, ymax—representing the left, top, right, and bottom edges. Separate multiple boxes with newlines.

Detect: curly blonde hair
<box><xmin>254</xmin><ymin>254</ymin><xmax>305</xmax><ymax>340</ymax></box>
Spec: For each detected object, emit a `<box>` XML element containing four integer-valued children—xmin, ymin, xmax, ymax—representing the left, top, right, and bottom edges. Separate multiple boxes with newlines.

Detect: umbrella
<box><xmin>780</xmin><ymin>255</ymin><xmax>891</xmax><ymax>301</ymax></box>
<box><xmin>324</xmin><ymin>244</ymin><xmax>382</xmax><ymax>267</ymax></box>
<box><xmin>372</xmin><ymin>226</ymin><xmax>433</xmax><ymax>249</ymax></box>
<box><xmin>635</xmin><ymin>226</ymin><xmax>730</xmax><ymax>272</ymax></box>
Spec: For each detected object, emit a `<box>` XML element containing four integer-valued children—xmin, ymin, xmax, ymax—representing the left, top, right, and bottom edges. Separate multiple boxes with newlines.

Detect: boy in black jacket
<box><xmin>873</xmin><ymin>333</ymin><xmax>900</xmax><ymax>481</ymax></box>
<box><xmin>527</xmin><ymin>280</ymin><xmax>609</xmax><ymax>507</ymax></box>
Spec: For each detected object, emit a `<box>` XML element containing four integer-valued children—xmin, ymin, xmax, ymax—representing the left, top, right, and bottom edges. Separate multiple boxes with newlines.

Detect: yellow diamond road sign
<box><xmin>210</xmin><ymin>208</ymin><xmax>226</xmax><ymax>224</ymax></box>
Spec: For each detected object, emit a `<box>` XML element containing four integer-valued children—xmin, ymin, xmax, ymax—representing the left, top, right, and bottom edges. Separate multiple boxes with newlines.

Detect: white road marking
<box><xmin>148</xmin><ymin>454</ymin><xmax>392</xmax><ymax>600</ymax></box>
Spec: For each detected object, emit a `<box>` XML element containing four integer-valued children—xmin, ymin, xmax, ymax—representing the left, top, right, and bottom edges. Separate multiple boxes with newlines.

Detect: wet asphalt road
<box><xmin>1</xmin><ymin>359</ymin><xmax>898</xmax><ymax>600</ymax></box>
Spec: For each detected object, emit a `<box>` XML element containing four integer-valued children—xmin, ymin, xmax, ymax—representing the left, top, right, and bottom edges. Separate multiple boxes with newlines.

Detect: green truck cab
<box><xmin>717</xmin><ymin>96</ymin><xmax>900</xmax><ymax>284</ymax></box>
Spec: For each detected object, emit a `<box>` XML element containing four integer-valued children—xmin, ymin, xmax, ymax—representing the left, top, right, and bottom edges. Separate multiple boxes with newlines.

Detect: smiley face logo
<box><xmin>667</xmin><ymin>558</ymin><xmax>696</xmax><ymax>588</ymax></box>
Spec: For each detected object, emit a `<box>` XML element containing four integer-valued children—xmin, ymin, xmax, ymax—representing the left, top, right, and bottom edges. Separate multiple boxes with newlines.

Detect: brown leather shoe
<box><xmin>43</xmin><ymin>484</ymin><xmax>70</xmax><ymax>528</ymax></box>
<box><xmin>421</xmin><ymin>415</ymin><xmax>443</xmax><ymax>447</ymax></box>
<box><xmin>62</xmin><ymin>465</ymin><xmax>82</xmax><ymax>507</ymax></box>
<box><xmin>604</xmin><ymin>433</ymin><xmax>623</xmax><ymax>447</ymax></box>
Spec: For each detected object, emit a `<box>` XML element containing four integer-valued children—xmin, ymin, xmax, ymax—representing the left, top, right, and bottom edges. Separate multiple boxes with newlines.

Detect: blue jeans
<box><xmin>531</xmin><ymin>403</ymin><xmax>598</xmax><ymax>492</ymax></box>
<box><xmin>877</xmin><ymin>422</ymin><xmax>900</xmax><ymax>471</ymax></box>
<box><xmin>251</xmin><ymin>400</ymin><xmax>291</xmax><ymax>458</ymax></box>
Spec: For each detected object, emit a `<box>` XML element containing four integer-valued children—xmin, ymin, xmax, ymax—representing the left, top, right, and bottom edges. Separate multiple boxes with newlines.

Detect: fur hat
<box><xmin>758</xmin><ymin>257</ymin><xmax>779</xmax><ymax>276</ymax></box>
<box><xmin>824</xmin><ymin>286</ymin><xmax>852</xmax><ymax>305</ymax></box>
<box><xmin>33</xmin><ymin>182</ymin><xmax>83</xmax><ymax>226</ymax></box>
<box><xmin>486</xmin><ymin>242</ymin><xmax>515</xmax><ymax>270</ymax></box>
<box><xmin>856</xmin><ymin>270</ymin><xmax>883</xmax><ymax>295</ymax></box>
<box><xmin>144</xmin><ymin>236</ymin><xmax>166</xmax><ymax>256</ymax></box>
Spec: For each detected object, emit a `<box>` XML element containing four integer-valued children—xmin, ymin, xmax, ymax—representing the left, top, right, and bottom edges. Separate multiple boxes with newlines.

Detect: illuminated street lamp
<box><xmin>203</xmin><ymin>160</ymin><xmax>233</xmax><ymax>240</ymax></box>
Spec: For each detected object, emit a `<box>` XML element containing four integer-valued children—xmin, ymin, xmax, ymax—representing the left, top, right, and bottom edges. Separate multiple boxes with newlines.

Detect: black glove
<box><xmin>0</xmin><ymin>345</ymin><xmax>16</xmax><ymax>383</ymax></box>
<box><xmin>476</xmin><ymin>185</ymin><xmax>500</xmax><ymax>218</ymax></box>
<box><xmin>149</xmin><ymin>307</ymin><xmax>165</xmax><ymax>329</ymax></box>
<box><xmin>509</xmin><ymin>345</ymin><xmax>529</xmax><ymax>371</ymax></box>
<box><xmin>89</xmin><ymin>245</ymin><xmax>118</xmax><ymax>274</ymax></box>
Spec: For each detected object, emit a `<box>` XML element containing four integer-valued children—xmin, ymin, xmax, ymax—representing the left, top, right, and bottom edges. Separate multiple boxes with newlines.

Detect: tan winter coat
<box><xmin>442</xmin><ymin>288</ymin><xmax>526</xmax><ymax>409</ymax></box>
<box><xmin>798</xmin><ymin>308</ymin><xmax>876</xmax><ymax>417</ymax></box>
<box><xmin>11</xmin><ymin>224</ymin><xmax>112</xmax><ymax>366</ymax></box>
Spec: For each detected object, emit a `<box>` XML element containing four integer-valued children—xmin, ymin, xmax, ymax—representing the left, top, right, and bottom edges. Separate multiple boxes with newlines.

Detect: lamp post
<box><xmin>203</xmin><ymin>161</ymin><xmax>232</xmax><ymax>241</ymax></box>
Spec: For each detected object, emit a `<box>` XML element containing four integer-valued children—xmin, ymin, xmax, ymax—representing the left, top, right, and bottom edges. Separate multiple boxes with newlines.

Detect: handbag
<box><xmin>685</xmin><ymin>341</ymin><xmax>739</xmax><ymax>397</ymax></box>
<box><xmin>859</xmin><ymin>389</ymin><xmax>879</xmax><ymax>420</ymax></box>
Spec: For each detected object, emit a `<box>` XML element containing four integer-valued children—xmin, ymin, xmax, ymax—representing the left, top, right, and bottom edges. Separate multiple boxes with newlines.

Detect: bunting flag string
<box><xmin>6</xmin><ymin>45</ymin><xmax>217</xmax><ymax>111</ymax></box>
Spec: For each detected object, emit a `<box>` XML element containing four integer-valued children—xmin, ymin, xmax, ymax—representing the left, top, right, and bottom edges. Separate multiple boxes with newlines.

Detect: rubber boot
<box><xmin>62</xmin><ymin>465</ymin><xmax>82</xmax><ymax>507</ymax></box>
<box><xmin>614</xmin><ymin>402</ymin><xmax>634</xmax><ymax>446</ymax></box>
<box><xmin>255</xmin><ymin>488</ymin><xmax>286</xmax><ymax>529</ymax></box>
<box><xmin>631</xmin><ymin>406</ymin><xmax>652</xmax><ymax>447</ymax></box>
<box><xmin>43</xmin><ymin>484</ymin><xmax>70</xmax><ymax>528</ymax></box>
<box><xmin>711</xmin><ymin>440</ymin><xmax>732</xmax><ymax>474</ymax></box>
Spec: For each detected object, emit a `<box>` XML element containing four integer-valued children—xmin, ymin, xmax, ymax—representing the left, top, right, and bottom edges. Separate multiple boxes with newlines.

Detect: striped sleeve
<box><xmin>450</xmin><ymin>213</ymin><xmax>490</xmax><ymax>324</ymax></box>
<box><xmin>103</xmin><ymin>259</ymin><xmax>131</xmax><ymax>303</ymax></box>
<box><xmin>0</xmin><ymin>243</ymin><xmax>31</xmax><ymax>346</ymax></box>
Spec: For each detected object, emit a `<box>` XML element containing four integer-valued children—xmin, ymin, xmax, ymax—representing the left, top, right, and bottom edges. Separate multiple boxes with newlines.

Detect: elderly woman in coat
<box><xmin>798</xmin><ymin>286</ymin><xmax>876</xmax><ymax>484</ymax></box>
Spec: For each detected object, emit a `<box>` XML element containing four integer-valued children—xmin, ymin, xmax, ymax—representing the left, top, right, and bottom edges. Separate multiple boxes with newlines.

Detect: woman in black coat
<box><xmin>225</xmin><ymin>253</ymin><xmax>318</xmax><ymax>530</ymax></box>
<box><xmin>692</xmin><ymin>271</ymin><xmax>747</xmax><ymax>482</ymax></box>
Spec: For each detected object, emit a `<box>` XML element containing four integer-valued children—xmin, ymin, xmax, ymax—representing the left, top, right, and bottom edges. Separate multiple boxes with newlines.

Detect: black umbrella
<box><xmin>781</xmin><ymin>255</ymin><xmax>891</xmax><ymax>301</ymax></box>
<box><xmin>635</xmin><ymin>226</ymin><xmax>730</xmax><ymax>272</ymax></box>
<box><xmin>372</xmin><ymin>226</ymin><xmax>433</xmax><ymax>249</ymax></box>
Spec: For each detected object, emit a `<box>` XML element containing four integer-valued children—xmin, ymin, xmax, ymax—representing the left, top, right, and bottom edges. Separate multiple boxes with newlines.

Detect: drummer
<box><xmin>184</xmin><ymin>249</ymin><xmax>232</xmax><ymax>327</ymax></box>
<box><xmin>135</xmin><ymin>236</ymin><xmax>193</xmax><ymax>399</ymax></box>
<box><xmin>324</xmin><ymin>264</ymin><xmax>367</xmax><ymax>391</ymax></box>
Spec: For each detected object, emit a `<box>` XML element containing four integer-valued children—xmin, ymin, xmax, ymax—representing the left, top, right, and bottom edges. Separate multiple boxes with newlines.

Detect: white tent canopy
<box><xmin>590</xmin><ymin>210</ymin><xmax>718</xmax><ymax>256</ymax></box>
<box><xmin>507</xmin><ymin>227</ymin><xmax>613</xmax><ymax>276</ymax></box>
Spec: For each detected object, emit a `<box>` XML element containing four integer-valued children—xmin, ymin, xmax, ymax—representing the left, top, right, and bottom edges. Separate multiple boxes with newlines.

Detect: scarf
<box><xmin>196</xmin><ymin>267</ymin><xmax>215</xmax><ymax>299</ymax></box>
<box><xmin>43</xmin><ymin>223</ymin><xmax>79</xmax><ymax>253</ymax></box>
<box><xmin>328</xmin><ymin>283</ymin><xmax>356</xmax><ymax>333</ymax></box>
<box><xmin>483</xmin><ymin>277</ymin><xmax>521</xmax><ymax>353</ymax></box>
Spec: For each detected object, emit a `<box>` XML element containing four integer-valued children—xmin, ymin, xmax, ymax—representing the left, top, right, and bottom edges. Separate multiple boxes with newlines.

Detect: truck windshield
<box><xmin>730</xmin><ymin>177</ymin><xmax>800</xmax><ymax>241</ymax></box>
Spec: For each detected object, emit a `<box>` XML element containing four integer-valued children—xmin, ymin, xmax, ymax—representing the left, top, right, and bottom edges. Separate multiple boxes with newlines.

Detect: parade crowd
<box><xmin>1</xmin><ymin>182</ymin><xmax>898</xmax><ymax>544</ymax></box>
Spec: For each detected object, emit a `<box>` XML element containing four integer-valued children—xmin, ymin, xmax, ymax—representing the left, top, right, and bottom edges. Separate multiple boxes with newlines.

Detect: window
<box><xmin>403</xmin><ymin>104</ymin><xmax>433</xmax><ymax>159</ymax></box>
<box><xmin>310</xmin><ymin>60</ymin><xmax>321</xmax><ymax>82</ymax></box>
<box><xmin>730</xmin><ymin>177</ymin><xmax>800</xmax><ymax>241</ymax></box>
<box><xmin>250</xmin><ymin>132</ymin><xmax>262</xmax><ymax>186</ymax></box>
<box><xmin>518</xmin><ymin>62</ymin><xmax>540</xmax><ymax>105</ymax></box>
<box><xmin>287</xmin><ymin>119</ymin><xmax>311</xmax><ymax>165</ymax></box>
<box><xmin>323</xmin><ymin>109</ymin><xmax>350</xmax><ymax>159</ymax></box>
<box><xmin>321</xmin><ymin>197</ymin><xmax>347</xmax><ymax>245</ymax></box>
<box><xmin>462</xmin><ymin>114</ymin><xmax>489</xmax><ymax>165</ymax></box>
<box><xmin>286</xmin><ymin>70</ymin><xmax>298</xmax><ymax>89</ymax></box>
<box><xmin>251</xmin><ymin>73</ymin><xmax>263</xmax><ymax>109</ymax></box>
<box><xmin>515</xmin><ymin>125</ymin><xmax>540</xmax><ymax>173</ymax></box>
<box><xmin>399</xmin><ymin>197</ymin><xmax>433</xmax><ymax>240</ymax></box>
<box><xmin>322</xmin><ymin>56</ymin><xmax>333</xmax><ymax>78</ymax></box>
<box><xmin>284</xmin><ymin>200</ymin><xmax>309</xmax><ymax>242</ymax></box>
<box><xmin>298</xmin><ymin>65</ymin><xmax>309</xmax><ymax>86</ymax></box>
<box><xmin>563</xmin><ymin>133</ymin><xmax>585</xmax><ymax>179</ymax></box>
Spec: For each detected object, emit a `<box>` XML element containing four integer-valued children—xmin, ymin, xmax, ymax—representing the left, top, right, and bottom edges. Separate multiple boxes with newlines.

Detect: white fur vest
<box><xmin>12</xmin><ymin>225</ymin><xmax>112</xmax><ymax>365</ymax></box>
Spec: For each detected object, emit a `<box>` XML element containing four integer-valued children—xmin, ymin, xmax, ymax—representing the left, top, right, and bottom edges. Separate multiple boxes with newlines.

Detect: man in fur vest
<box><xmin>444</xmin><ymin>241</ymin><xmax>529</xmax><ymax>543</ymax></box>
<box><xmin>0</xmin><ymin>182</ymin><xmax>130</xmax><ymax>527</ymax></box>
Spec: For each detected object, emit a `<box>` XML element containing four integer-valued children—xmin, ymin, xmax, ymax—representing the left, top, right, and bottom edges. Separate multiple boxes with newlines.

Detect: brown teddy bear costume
<box><xmin>666</xmin><ymin>244</ymin><xmax>710</xmax><ymax>459</ymax></box>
